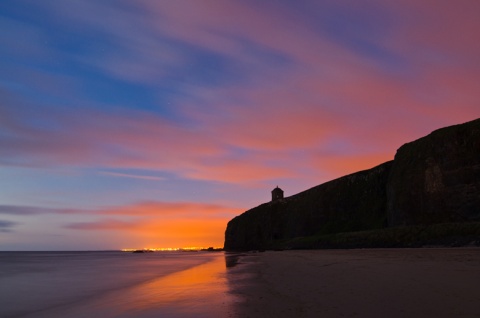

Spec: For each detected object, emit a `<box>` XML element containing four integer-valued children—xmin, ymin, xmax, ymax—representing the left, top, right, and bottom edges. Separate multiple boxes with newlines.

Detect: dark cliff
<box><xmin>387</xmin><ymin>119</ymin><xmax>480</xmax><ymax>226</ymax></box>
<box><xmin>224</xmin><ymin>162</ymin><xmax>392</xmax><ymax>251</ymax></box>
<box><xmin>224</xmin><ymin>118</ymin><xmax>480</xmax><ymax>251</ymax></box>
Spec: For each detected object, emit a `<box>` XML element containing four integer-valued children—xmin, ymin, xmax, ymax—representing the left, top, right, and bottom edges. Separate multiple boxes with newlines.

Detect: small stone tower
<box><xmin>271</xmin><ymin>186</ymin><xmax>284</xmax><ymax>202</ymax></box>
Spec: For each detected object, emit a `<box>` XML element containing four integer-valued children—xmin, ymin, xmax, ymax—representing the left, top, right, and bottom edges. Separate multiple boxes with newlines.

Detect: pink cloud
<box><xmin>185</xmin><ymin>158</ymin><xmax>293</xmax><ymax>183</ymax></box>
<box><xmin>2</xmin><ymin>0</ymin><xmax>479</xmax><ymax>186</ymax></box>
<box><xmin>1</xmin><ymin>104</ymin><xmax>298</xmax><ymax>183</ymax></box>
<box><xmin>386</xmin><ymin>0</ymin><xmax>480</xmax><ymax>58</ymax></box>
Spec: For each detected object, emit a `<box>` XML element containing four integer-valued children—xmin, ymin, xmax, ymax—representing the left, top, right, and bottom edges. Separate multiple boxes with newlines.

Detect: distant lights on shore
<box><xmin>121</xmin><ymin>247</ymin><xmax>222</xmax><ymax>252</ymax></box>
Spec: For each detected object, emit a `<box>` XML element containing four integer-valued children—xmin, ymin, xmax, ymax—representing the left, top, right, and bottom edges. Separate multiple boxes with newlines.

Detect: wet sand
<box><xmin>228</xmin><ymin>248</ymin><xmax>480</xmax><ymax>318</ymax></box>
<box><xmin>1</xmin><ymin>252</ymin><xmax>241</xmax><ymax>318</ymax></box>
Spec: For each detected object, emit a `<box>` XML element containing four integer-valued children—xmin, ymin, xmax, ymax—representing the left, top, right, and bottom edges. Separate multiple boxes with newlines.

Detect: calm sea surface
<box><xmin>0</xmin><ymin>251</ymin><xmax>246</xmax><ymax>317</ymax></box>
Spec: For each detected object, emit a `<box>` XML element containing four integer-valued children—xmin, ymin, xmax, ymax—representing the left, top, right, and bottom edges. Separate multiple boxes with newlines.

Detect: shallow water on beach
<box><xmin>0</xmin><ymin>251</ymin><xmax>244</xmax><ymax>317</ymax></box>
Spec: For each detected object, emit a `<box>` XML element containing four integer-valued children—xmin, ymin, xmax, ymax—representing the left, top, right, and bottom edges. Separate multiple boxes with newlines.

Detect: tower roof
<box><xmin>272</xmin><ymin>186</ymin><xmax>283</xmax><ymax>192</ymax></box>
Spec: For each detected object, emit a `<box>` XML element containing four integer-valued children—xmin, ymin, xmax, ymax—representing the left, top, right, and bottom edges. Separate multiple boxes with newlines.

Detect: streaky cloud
<box><xmin>0</xmin><ymin>205</ymin><xmax>56</xmax><ymax>216</ymax></box>
<box><xmin>65</xmin><ymin>219</ymin><xmax>136</xmax><ymax>231</ymax></box>
<box><xmin>0</xmin><ymin>220</ymin><xmax>18</xmax><ymax>232</ymax></box>
<box><xmin>0</xmin><ymin>201</ymin><xmax>242</xmax><ymax>218</ymax></box>
<box><xmin>99</xmin><ymin>171</ymin><xmax>165</xmax><ymax>181</ymax></box>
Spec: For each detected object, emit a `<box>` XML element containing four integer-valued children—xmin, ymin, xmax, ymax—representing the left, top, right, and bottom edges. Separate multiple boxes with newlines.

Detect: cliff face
<box><xmin>224</xmin><ymin>118</ymin><xmax>480</xmax><ymax>251</ymax></box>
<box><xmin>387</xmin><ymin>119</ymin><xmax>480</xmax><ymax>226</ymax></box>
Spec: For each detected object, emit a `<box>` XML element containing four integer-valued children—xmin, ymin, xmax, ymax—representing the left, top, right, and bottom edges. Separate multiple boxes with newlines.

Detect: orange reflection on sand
<box><xmin>84</xmin><ymin>253</ymin><xmax>235</xmax><ymax>317</ymax></box>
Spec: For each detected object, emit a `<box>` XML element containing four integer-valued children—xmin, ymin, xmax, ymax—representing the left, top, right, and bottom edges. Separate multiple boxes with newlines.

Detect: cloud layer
<box><xmin>2</xmin><ymin>1</ymin><xmax>479</xmax><ymax>185</ymax></box>
<box><xmin>0</xmin><ymin>220</ymin><xmax>17</xmax><ymax>233</ymax></box>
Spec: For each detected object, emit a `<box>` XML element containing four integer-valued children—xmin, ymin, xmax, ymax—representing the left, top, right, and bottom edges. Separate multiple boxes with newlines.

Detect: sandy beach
<box><xmin>228</xmin><ymin>248</ymin><xmax>480</xmax><ymax>318</ymax></box>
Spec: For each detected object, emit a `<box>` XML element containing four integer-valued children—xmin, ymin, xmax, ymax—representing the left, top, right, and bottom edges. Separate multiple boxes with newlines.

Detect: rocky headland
<box><xmin>224</xmin><ymin>118</ymin><xmax>480</xmax><ymax>251</ymax></box>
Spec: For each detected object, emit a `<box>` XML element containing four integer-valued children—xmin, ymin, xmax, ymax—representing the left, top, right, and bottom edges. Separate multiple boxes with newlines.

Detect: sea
<box><xmin>0</xmin><ymin>251</ymin><xmax>248</xmax><ymax>318</ymax></box>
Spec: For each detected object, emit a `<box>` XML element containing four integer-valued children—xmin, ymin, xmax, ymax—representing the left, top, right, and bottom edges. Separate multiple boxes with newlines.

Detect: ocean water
<box><xmin>0</xmin><ymin>251</ymin><xmax>245</xmax><ymax>317</ymax></box>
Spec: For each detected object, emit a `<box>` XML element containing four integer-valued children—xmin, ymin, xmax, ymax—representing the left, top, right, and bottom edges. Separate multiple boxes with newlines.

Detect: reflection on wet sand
<box><xmin>225</xmin><ymin>252</ymin><xmax>260</xmax><ymax>318</ymax></box>
<box><xmin>53</xmin><ymin>253</ymin><xmax>241</xmax><ymax>318</ymax></box>
<box><xmin>225</xmin><ymin>253</ymin><xmax>247</xmax><ymax>268</ymax></box>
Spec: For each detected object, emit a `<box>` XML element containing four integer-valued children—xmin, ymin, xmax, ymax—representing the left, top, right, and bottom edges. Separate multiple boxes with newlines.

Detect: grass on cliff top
<box><xmin>283</xmin><ymin>222</ymin><xmax>480</xmax><ymax>249</ymax></box>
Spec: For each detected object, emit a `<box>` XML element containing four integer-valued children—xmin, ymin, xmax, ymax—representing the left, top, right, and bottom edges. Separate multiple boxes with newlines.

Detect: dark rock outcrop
<box><xmin>224</xmin><ymin>118</ymin><xmax>480</xmax><ymax>251</ymax></box>
<box><xmin>387</xmin><ymin>119</ymin><xmax>480</xmax><ymax>226</ymax></box>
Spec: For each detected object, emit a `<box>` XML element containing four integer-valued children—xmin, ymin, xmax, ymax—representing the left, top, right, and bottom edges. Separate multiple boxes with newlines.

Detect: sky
<box><xmin>1</xmin><ymin>0</ymin><xmax>479</xmax><ymax>250</ymax></box>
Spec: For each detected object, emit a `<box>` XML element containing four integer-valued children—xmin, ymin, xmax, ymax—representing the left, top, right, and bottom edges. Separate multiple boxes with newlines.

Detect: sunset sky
<box><xmin>1</xmin><ymin>0</ymin><xmax>479</xmax><ymax>250</ymax></box>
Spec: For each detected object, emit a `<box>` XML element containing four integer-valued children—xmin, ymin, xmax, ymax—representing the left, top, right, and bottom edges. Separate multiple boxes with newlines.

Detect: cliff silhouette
<box><xmin>224</xmin><ymin>118</ymin><xmax>480</xmax><ymax>251</ymax></box>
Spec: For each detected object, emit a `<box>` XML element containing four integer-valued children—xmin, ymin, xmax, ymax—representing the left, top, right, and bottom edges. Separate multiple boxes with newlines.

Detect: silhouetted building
<box><xmin>271</xmin><ymin>186</ymin><xmax>284</xmax><ymax>201</ymax></box>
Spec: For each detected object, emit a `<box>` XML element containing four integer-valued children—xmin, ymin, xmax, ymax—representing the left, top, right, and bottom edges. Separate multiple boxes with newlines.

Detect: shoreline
<box><xmin>227</xmin><ymin>248</ymin><xmax>480</xmax><ymax>318</ymax></box>
<box><xmin>0</xmin><ymin>252</ymin><xmax>237</xmax><ymax>318</ymax></box>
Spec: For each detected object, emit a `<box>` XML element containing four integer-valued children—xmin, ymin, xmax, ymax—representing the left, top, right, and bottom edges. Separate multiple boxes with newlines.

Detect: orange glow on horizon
<box><xmin>121</xmin><ymin>246</ymin><xmax>223</xmax><ymax>252</ymax></box>
<box><xmin>65</xmin><ymin>201</ymin><xmax>243</xmax><ymax>249</ymax></box>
